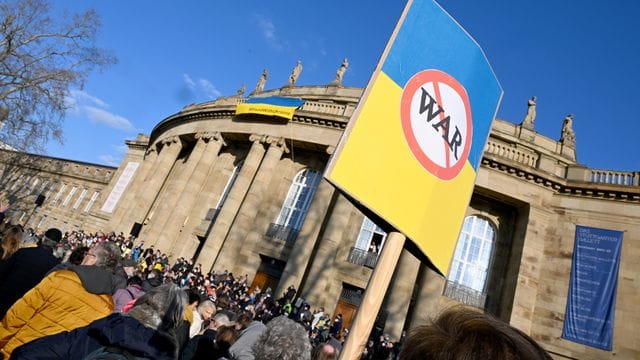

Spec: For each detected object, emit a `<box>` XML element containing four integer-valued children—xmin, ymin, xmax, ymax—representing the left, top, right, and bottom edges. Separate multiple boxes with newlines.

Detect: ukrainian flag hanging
<box><xmin>235</xmin><ymin>96</ymin><xmax>305</xmax><ymax>120</ymax></box>
<box><xmin>325</xmin><ymin>0</ymin><xmax>502</xmax><ymax>274</ymax></box>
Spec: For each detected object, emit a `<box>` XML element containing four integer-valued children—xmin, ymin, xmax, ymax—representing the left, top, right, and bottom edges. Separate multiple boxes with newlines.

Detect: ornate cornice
<box><xmin>481</xmin><ymin>157</ymin><xmax>640</xmax><ymax>203</ymax></box>
<box><xmin>149</xmin><ymin>106</ymin><xmax>348</xmax><ymax>146</ymax></box>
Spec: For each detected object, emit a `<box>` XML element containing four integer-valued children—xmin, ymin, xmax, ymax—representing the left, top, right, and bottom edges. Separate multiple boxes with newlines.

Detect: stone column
<box><xmin>302</xmin><ymin>193</ymin><xmax>353</xmax><ymax>307</ymax></box>
<box><xmin>196</xmin><ymin>135</ymin><xmax>268</xmax><ymax>271</ymax></box>
<box><xmin>509</xmin><ymin>206</ymin><xmax>549</xmax><ymax>334</ymax></box>
<box><xmin>145</xmin><ymin>134</ymin><xmax>212</xmax><ymax>251</ymax></box>
<box><xmin>126</xmin><ymin>136</ymin><xmax>182</xmax><ymax>235</ymax></box>
<box><xmin>174</xmin><ymin>154</ymin><xmax>229</xmax><ymax>260</ymax></box>
<box><xmin>381</xmin><ymin>249</ymin><xmax>420</xmax><ymax>340</ymax></box>
<box><xmin>159</xmin><ymin>133</ymin><xmax>225</xmax><ymax>255</ymax></box>
<box><xmin>108</xmin><ymin>147</ymin><xmax>158</xmax><ymax>232</ymax></box>
<box><xmin>408</xmin><ymin>265</ymin><xmax>446</xmax><ymax>328</ymax></box>
<box><xmin>275</xmin><ymin>178</ymin><xmax>334</xmax><ymax>297</ymax></box>
<box><xmin>214</xmin><ymin>136</ymin><xmax>289</xmax><ymax>272</ymax></box>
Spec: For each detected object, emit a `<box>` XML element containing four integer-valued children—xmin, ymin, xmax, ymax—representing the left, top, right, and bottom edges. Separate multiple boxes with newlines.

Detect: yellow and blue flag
<box><xmin>235</xmin><ymin>96</ymin><xmax>304</xmax><ymax>120</ymax></box>
<box><xmin>325</xmin><ymin>0</ymin><xmax>502</xmax><ymax>274</ymax></box>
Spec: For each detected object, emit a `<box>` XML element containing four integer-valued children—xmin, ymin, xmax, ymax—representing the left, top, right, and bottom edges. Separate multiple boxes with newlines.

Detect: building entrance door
<box><xmin>332</xmin><ymin>284</ymin><xmax>364</xmax><ymax>334</ymax></box>
<box><xmin>249</xmin><ymin>255</ymin><xmax>286</xmax><ymax>294</ymax></box>
<box><xmin>332</xmin><ymin>300</ymin><xmax>358</xmax><ymax>334</ymax></box>
<box><xmin>250</xmin><ymin>271</ymin><xmax>280</xmax><ymax>295</ymax></box>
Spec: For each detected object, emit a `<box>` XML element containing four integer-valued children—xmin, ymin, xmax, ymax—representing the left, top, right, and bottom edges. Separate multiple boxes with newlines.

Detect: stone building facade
<box><xmin>2</xmin><ymin>84</ymin><xmax>639</xmax><ymax>359</ymax></box>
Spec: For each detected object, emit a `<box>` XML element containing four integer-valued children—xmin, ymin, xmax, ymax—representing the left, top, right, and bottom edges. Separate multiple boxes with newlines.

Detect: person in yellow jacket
<box><xmin>0</xmin><ymin>241</ymin><xmax>124</xmax><ymax>358</ymax></box>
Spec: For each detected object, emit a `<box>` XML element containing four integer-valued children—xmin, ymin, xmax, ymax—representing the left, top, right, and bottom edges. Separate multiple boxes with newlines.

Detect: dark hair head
<box><xmin>236</xmin><ymin>310</ymin><xmax>254</xmax><ymax>330</ymax></box>
<box><xmin>399</xmin><ymin>307</ymin><xmax>552</xmax><ymax>360</ymax></box>
<box><xmin>185</xmin><ymin>288</ymin><xmax>201</xmax><ymax>306</ymax></box>
<box><xmin>127</xmin><ymin>275</ymin><xmax>143</xmax><ymax>287</ymax></box>
<box><xmin>68</xmin><ymin>246</ymin><xmax>89</xmax><ymax>265</ymax></box>
<box><xmin>215</xmin><ymin>325</ymin><xmax>239</xmax><ymax>352</ymax></box>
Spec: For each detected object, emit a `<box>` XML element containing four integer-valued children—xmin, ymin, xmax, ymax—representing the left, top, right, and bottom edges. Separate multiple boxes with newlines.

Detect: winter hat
<box><xmin>44</xmin><ymin>228</ymin><xmax>63</xmax><ymax>243</ymax></box>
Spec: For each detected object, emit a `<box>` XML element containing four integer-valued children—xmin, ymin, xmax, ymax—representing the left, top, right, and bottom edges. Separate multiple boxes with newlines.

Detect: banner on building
<box><xmin>324</xmin><ymin>0</ymin><xmax>502</xmax><ymax>274</ymax></box>
<box><xmin>235</xmin><ymin>96</ymin><xmax>304</xmax><ymax>120</ymax></box>
<box><xmin>562</xmin><ymin>225</ymin><xmax>623</xmax><ymax>351</ymax></box>
<box><xmin>100</xmin><ymin>161</ymin><xmax>139</xmax><ymax>213</ymax></box>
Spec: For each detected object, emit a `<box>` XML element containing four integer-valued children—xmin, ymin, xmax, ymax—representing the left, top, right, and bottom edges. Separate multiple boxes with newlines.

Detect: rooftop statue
<box><xmin>286</xmin><ymin>60</ymin><xmax>303</xmax><ymax>87</ymax></box>
<box><xmin>521</xmin><ymin>96</ymin><xmax>537</xmax><ymax>130</ymax></box>
<box><xmin>236</xmin><ymin>84</ymin><xmax>246</xmax><ymax>97</ymax></box>
<box><xmin>330</xmin><ymin>58</ymin><xmax>349</xmax><ymax>87</ymax></box>
<box><xmin>252</xmin><ymin>69</ymin><xmax>268</xmax><ymax>94</ymax></box>
<box><xmin>560</xmin><ymin>113</ymin><xmax>576</xmax><ymax>147</ymax></box>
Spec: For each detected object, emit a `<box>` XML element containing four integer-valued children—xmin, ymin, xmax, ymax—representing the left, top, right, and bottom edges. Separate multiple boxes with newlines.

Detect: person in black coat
<box><xmin>0</xmin><ymin>228</ymin><xmax>61</xmax><ymax>319</ymax></box>
<box><xmin>11</xmin><ymin>283</ymin><xmax>187</xmax><ymax>359</ymax></box>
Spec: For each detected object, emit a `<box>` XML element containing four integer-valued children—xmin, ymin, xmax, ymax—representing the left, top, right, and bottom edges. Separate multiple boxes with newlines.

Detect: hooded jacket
<box><xmin>0</xmin><ymin>266</ymin><xmax>117</xmax><ymax>358</ymax></box>
<box><xmin>10</xmin><ymin>313</ymin><xmax>177</xmax><ymax>360</ymax></box>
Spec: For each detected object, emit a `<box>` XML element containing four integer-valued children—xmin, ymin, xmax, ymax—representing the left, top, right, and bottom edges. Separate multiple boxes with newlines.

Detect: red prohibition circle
<box><xmin>400</xmin><ymin>69</ymin><xmax>472</xmax><ymax>180</ymax></box>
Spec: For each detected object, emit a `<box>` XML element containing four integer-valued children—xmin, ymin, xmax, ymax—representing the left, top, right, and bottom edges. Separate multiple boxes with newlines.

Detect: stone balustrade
<box><xmin>484</xmin><ymin>138</ymin><xmax>538</xmax><ymax>167</ymax></box>
<box><xmin>590</xmin><ymin>169</ymin><xmax>640</xmax><ymax>186</ymax></box>
<box><xmin>299</xmin><ymin>101</ymin><xmax>347</xmax><ymax>116</ymax></box>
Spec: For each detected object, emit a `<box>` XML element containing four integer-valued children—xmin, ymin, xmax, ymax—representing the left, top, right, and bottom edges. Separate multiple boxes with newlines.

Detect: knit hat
<box><xmin>44</xmin><ymin>228</ymin><xmax>62</xmax><ymax>243</ymax></box>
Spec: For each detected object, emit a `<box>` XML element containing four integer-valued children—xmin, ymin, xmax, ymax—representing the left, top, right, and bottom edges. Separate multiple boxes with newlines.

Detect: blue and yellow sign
<box><xmin>325</xmin><ymin>0</ymin><xmax>502</xmax><ymax>274</ymax></box>
<box><xmin>236</xmin><ymin>96</ymin><xmax>304</xmax><ymax>120</ymax></box>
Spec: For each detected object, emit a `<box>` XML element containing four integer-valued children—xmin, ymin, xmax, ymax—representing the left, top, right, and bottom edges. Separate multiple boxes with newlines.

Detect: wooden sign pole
<box><xmin>339</xmin><ymin>231</ymin><xmax>406</xmax><ymax>360</ymax></box>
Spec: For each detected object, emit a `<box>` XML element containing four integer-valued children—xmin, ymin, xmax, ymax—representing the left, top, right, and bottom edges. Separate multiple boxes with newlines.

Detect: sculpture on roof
<box><xmin>560</xmin><ymin>113</ymin><xmax>576</xmax><ymax>147</ymax></box>
<box><xmin>521</xmin><ymin>96</ymin><xmax>536</xmax><ymax>130</ymax></box>
<box><xmin>253</xmin><ymin>69</ymin><xmax>268</xmax><ymax>94</ymax></box>
<box><xmin>236</xmin><ymin>84</ymin><xmax>246</xmax><ymax>97</ymax></box>
<box><xmin>330</xmin><ymin>58</ymin><xmax>349</xmax><ymax>87</ymax></box>
<box><xmin>286</xmin><ymin>60</ymin><xmax>303</xmax><ymax>87</ymax></box>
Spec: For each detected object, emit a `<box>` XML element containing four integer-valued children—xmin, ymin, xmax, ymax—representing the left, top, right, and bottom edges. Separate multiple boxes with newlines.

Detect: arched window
<box><xmin>448</xmin><ymin>215</ymin><xmax>496</xmax><ymax>293</ymax></box>
<box><xmin>274</xmin><ymin>168</ymin><xmax>321</xmax><ymax>231</ymax></box>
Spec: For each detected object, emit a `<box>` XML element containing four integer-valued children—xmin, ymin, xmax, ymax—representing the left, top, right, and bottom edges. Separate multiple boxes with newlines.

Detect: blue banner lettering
<box><xmin>562</xmin><ymin>225</ymin><xmax>623</xmax><ymax>351</ymax></box>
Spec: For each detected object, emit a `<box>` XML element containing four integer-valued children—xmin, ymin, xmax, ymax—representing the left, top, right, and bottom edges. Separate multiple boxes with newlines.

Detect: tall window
<box><xmin>38</xmin><ymin>179</ymin><xmax>49</xmax><ymax>194</ymax></box>
<box><xmin>274</xmin><ymin>168</ymin><xmax>321</xmax><ymax>231</ymax></box>
<box><xmin>355</xmin><ymin>217</ymin><xmax>387</xmax><ymax>254</ymax></box>
<box><xmin>29</xmin><ymin>178</ymin><xmax>40</xmax><ymax>194</ymax></box>
<box><xmin>215</xmin><ymin>162</ymin><xmax>242</xmax><ymax>209</ymax></box>
<box><xmin>62</xmin><ymin>186</ymin><xmax>78</xmax><ymax>207</ymax></box>
<box><xmin>448</xmin><ymin>216</ymin><xmax>496</xmax><ymax>293</ymax></box>
<box><xmin>73</xmin><ymin>189</ymin><xmax>88</xmax><ymax>210</ymax></box>
<box><xmin>84</xmin><ymin>191</ymin><xmax>100</xmax><ymax>213</ymax></box>
<box><xmin>51</xmin><ymin>184</ymin><xmax>66</xmax><ymax>205</ymax></box>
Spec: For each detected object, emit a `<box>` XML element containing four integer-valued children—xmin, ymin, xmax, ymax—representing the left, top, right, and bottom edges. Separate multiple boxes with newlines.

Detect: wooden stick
<box><xmin>339</xmin><ymin>231</ymin><xmax>406</xmax><ymax>360</ymax></box>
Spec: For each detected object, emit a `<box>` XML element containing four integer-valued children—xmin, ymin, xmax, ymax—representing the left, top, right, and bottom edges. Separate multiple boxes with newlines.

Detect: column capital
<box><xmin>196</xmin><ymin>131</ymin><xmax>226</xmax><ymax>147</ymax></box>
<box><xmin>265</xmin><ymin>136</ymin><xmax>290</xmax><ymax>154</ymax></box>
<box><xmin>161</xmin><ymin>136</ymin><xmax>181</xmax><ymax>146</ymax></box>
<box><xmin>249</xmin><ymin>134</ymin><xmax>268</xmax><ymax>144</ymax></box>
<box><xmin>144</xmin><ymin>147</ymin><xmax>157</xmax><ymax>157</ymax></box>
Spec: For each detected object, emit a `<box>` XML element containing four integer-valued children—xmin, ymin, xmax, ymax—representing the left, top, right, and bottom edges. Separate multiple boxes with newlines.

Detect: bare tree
<box><xmin>0</xmin><ymin>0</ymin><xmax>116</xmax><ymax>152</ymax></box>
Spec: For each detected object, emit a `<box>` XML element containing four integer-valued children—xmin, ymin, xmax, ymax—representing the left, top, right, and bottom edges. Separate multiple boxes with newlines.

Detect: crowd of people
<box><xmin>0</xmin><ymin>219</ymin><xmax>552</xmax><ymax>359</ymax></box>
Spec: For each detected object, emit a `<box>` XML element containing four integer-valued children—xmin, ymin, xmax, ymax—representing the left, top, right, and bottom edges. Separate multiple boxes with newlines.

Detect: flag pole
<box><xmin>339</xmin><ymin>231</ymin><xmax>406</xmax><ymax>360</ymax></box>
